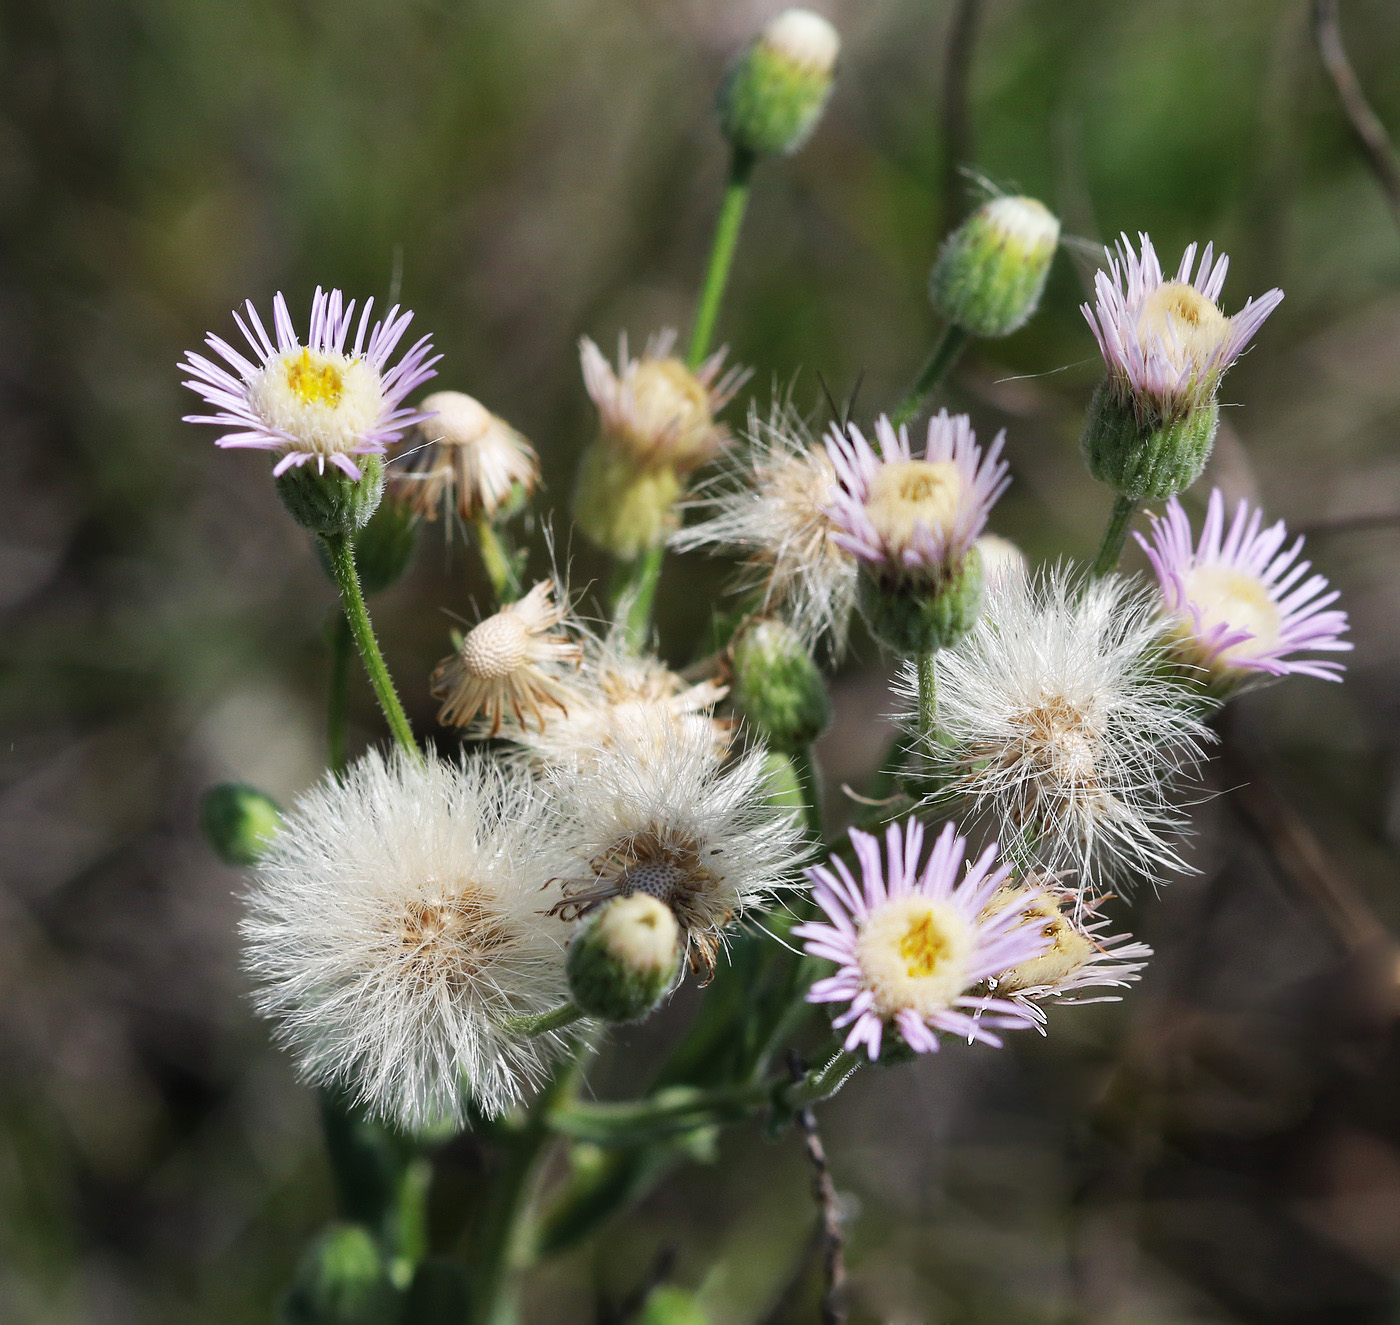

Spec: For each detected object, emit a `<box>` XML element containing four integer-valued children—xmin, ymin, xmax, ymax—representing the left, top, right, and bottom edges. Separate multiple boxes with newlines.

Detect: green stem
<box><xmin>790</xmin><ymin>743</ymin><xmax>825</xmax><ymax>841</ymax></box>
<box><xmin>327</xmin><ymin>613</ymin><xmax>352</xmax><ymax>776</ymax></box>
<box><xmin>1091</xmin><ymin>493</ymin><xmax>1139</xmax><ymax>578</ymax></box>
<box><xmin>320</xmin><ymin>533</ymin><xmax>422</xmax><ymax>763</ymax></box>
<box><xmin>892</xmin><ymin>324</ymin><xmax>970</xmax><ymax>426</ymax></box>
<box><xmin>783</xmin><ymin>1047</ymin><xmax>863</xmax><ymax>1109</ymax></box>
<box><xmin>473</xmin><ymin>514</ymin><xmax>521</xmax><ymax>604</ymax></box>
<box><xmin>610</xmin><ymin>542</ymin><xmax>666</xmax><ymax>651</ymax></box>
<box><xmin>505</xmin><ymin>1003</ymin><xmax>586</xmax><ymax>1038</ymax></box>
<box><xmin>687</xmin><ymin>146</ymin><xmax>756</xmax><ymax>369</ymax></box>
<box><xmin>916</xmin><ymin>650</ymin><xmax>939</xmax><ymax>747</ymax></box>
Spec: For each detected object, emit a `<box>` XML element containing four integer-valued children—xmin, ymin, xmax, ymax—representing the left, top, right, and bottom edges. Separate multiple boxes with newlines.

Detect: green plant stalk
<box><xmin>790</xmin><ymin>743</ymin><xmax>825</xmax><ymax>841</ymax></box>
<box><xmin>892</xmin><ymin>324</ymin><xmax>970</xmax><ymax>426</ymax></box>
<box><xmin>611</xmin><ymin>541</ymin><xmax>666</xmax><ymax>650</ymax></box>
<box><xmin>1091</xmin><ymin>493</ymin><xmax>1139</xmax><ymax>578</ymax></box>
<box><xmin>505</xmin><ymin>1003</ymin><xmax>586</xmax><ymax>1038</ymax></box>
<box><xmin>321</xmin><ymin>532</ymin><xmax>422</xmax><ymax>764</ymax></box>
<box><xmin>327</xmin><ymin>613</ymin><xmax>353</xmax><ymax>775</ymax></box>
<box><xmin>687</xmin><ymin>146</ymin><xmax>757</xmax><ymax>369</ymax></box>
<box><xmin>473</xmin><ymin>513</ymin><xmax>522</xmax><ymax>604</ymax></box>
<box><xmin>916</xmin><ymin>649</ymin><xmax>939</xmax><ymax>747</ymax></box>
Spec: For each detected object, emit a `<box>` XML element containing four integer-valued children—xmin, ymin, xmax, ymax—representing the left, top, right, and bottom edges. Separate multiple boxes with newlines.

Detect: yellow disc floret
<box><xmin>865</xmin><ymin>459</ymin><xmax>964</xmax><ymax>553</ymax></box>
<box><xmin>1178</xmin><ymin>565</ymin><xmax>1282</xmax><ymax>667</ymax></box>
<box><xmin>1135</xmin><ymin>281</ymin><xmax>1233</xmax><ymax>380</ymax></box>
<box><xmin>854</xmin><ymin>894</ymin><xmax>975</xmax><ymax>1019</ymax></box>
<box><xmin>249</xmin><ymin>347</ymin><xmax>385</xmax><ymax>457</ymax></box>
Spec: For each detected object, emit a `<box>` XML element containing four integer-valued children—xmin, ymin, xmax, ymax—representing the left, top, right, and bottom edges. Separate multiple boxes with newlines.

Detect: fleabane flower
<box><xmin>495</xmin><ymin>628</ymin><xmax>730</xmax><ymax>770</ymax></box>
<box><xmin>242</xmin><ymin>749</ymin><xmax>574</xmax><ymax>1129</ymax></box>
<box><xmin>905</xmin><ymin>569</ymin><xmax>1212</xmax><ymax>885</ymax></box>
<box><xmin>181</xmin><ymin>288</ymin><xmax>439</xmax><ymax>479</ymax></box>
<box><xmin>431</xmin><ymin>580</ymin><xmax>582</xmax><ymax>736</ymax></box>
<box><xmin>393</xmin><ymin>390</ymin><xmax>539</xmax><ymax>522</ymax></box>
<box><xmin>546</xmin><ymin>715</ymin><xmax>804</xmax><ymax>978</ymax></box>
<box><xmin>574</xmin><ymin>332</ymin><xmax>750</xmax><ymax>559</ymax></box>
<box><xmin>795</xmin><ymin>818</ymin><xmax>1047</xmax><ymax>1059</ymax></box>
<box><xmin>825</xmin><ymin>410</ymin><xmax>1009</xmax><ymax>653</ymax></box>
<box><xmin>981</xmin><ymin>882</ymin><xmax>1152</xmax><ymax>1022</ymax></box>
<box><xmin>672</xmin><ymin>402</ymin><xmax>858</xmax><ymax>655</ymax></box>
<box><xmin>1137</xmin><ymin>489</ymin><xmax>1351</xmax><ymax>689</ymax></box>
<box><xmin>1082</xmin><ymin>234</ymin><xmax>1282</xmax><ymax>424</ymax></box>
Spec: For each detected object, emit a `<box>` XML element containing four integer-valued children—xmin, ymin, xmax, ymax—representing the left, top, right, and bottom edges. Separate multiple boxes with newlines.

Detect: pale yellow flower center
<box><xmin>460</xmin><ymin>612</ymin><xmax>532</xmax><ymax>679</ymax></box>
<box><xmin>629</xmin><ymin>358</ymin><xmax>714</xmax><ymax>459</ymax></box>
<box><xmin>285</xmin><ymin>347</ymin><xmax>344</xmax><ymax>407</ymax></box>
<box><xmin>249</xmin><ymin>346</ymin><xmax>383</xmax><ymax>455</ymax></box>
<box><xmin>1136</xmin><ymin>281</ymin><xmax>1232</xmax><ymax>376</ymax></box>
<box><xmin>865</xmin><ymin>459</ymin><xmax>964</xmax><ymax>551</ymax></box>
<box><xmin>855</xmin><ymin>894</ymin><xmax>974</xmax><ymax>1018</ymax></box>
<box><xmin>1179</xmin><ymin>565</ymin><xmax>1281</xmax><ymax>663</ymax></box>
<box><xmin>989</xmin><ymin>891</ymin><xmax>1094</xmax><ymax>994</ymax></box>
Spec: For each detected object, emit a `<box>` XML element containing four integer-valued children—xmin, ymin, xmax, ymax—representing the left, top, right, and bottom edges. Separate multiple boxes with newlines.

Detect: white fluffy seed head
<box><xmin>241</xmin><ymin>749</ymin><xmax>574</xmax><ymax>1130</ymax></box>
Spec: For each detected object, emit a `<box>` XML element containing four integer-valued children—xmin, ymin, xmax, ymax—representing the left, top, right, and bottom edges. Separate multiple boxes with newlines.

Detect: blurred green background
<box><xmin>5</xmin><ymin>0</ymin><xmax>1400</xmax><ymax>1319</ymax></box>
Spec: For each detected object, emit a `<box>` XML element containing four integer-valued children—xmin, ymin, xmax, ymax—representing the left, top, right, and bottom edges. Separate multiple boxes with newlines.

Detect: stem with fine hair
<box><xmin>327</xmin><ymin>613</ymin><xmax>352</xmax><ymax>775</ymax></box>
<box><xmin>790</xmin><ymin>743</ymin><xmax>825</xmax><ymax>841</ymax></box>
<box><xmin>320</xmin><ymin>532</ymin><xmax>422</xmax><ymax>764</ymax></box>
<box><xmin>687</xmin><ymin>145</ymin><xmax>757</xmax><ymax>369</ymax></box>
<box><xmin>1090</xmin><ymin>493</ymin><xmax>1139</xmax><ymax>578</ymax></box>
<box><xmin>916</xmin><ymin>650</ymin><xmax>939</xmax><ymax>747</ymax></box>
<box><xmin>473</xmin><ymin>513</ymin><xmax>521</xmax><ymax>605</ymax></box>
<box><xmin>611</xmin><ymin>541</ymin><xmax>666</xmax><ymax>651</ymax></box>
<box><xmin>892</xmin><ymin>324</ymin><xmax>969</xmax><ymax>427</ymax></box>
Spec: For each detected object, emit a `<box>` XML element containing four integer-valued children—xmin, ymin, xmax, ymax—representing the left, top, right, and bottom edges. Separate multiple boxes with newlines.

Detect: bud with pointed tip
<box><xmin>717</xmin><ymin>9</ymin><xmax>840</xmax><ymax>158</ymax></box>
<box><xmin>929</xmin><ymin>196</ymin><xmax>1060</xmax><ymax>339</ymax></box>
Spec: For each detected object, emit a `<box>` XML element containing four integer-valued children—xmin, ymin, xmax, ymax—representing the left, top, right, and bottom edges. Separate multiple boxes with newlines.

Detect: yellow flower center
<box><xmin>985</xmin><ymin>889</ymin><xmax>1094</xmax><ymax>994</ymax></box>
<box><xmin>622</xmin><ymin>358</ymin><xmax>715</xmax><ymax>466</ymax></box>
<box><xmin>1177</xmin><ymin>565</ymin><xmax>1281</xmax><ymax>666</ymax></box>
<box><xmin>285</xmin><ymin>347</ymin><xmax>345</xmax><ymax>407</ymax></box>
<box><xmin>1136</xmin><ymin>281</ymin><xmax>1233</xmax><ymax>376</ymax></box>
<box><xmin>855</xmin><ymin>894</ymin><xmax>973</xmax><ymax>1019</ymax></box>
<box><xmin>865</xmin><ymin>459</ymin><xmax>964</xmax><ymax>552</ymax></box>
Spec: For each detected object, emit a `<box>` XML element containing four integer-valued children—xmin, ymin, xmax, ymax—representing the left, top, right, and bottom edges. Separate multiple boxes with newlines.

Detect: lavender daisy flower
<box><xmin>794</xmin><ymin>818</ymin><xmax>1047</xmax><ymax>1060</ymax></box>
<box><xmin>1082</xmin><ymin>233</ymin><xmax>1283</xmax><ymax>424</ymax></box>
<box><xmin>1136</xmin><ymin>488</ymin><xmax>1352</xmax><ymax>687</ymax></box>
<box><xmin>824</xmin><ymin>410</ymin><xmax>1009</xmax><ymax>581</ymax></box>
<box><xmin>181</xmin><ymin>288</ymin><xmax>440</xmax><ymax>479</ymax></box>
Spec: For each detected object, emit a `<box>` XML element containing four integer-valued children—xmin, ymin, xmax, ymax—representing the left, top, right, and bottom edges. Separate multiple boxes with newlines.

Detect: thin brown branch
<box><xmin>940</xmin><ymin>0</ymin><xmax>982</xmax><ymax>233</ymax></box>
<box><xmin>1312</xmin><ymin>0</ymin><xmax>1400</xmax><ymax>233</ymax></box>
<box><xmin>787</xmin><ymin>1052</ymin><xmax>847</xmax><ymax>1325</ymax></box>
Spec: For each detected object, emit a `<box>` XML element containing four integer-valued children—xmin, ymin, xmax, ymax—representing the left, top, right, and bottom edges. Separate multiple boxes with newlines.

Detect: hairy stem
<box><xmin>505</xmin><ymin>1003</ymin><xmax>586</xmax><ymax>1038</ymax></box>
<box><xmin>611</xmin><ymin>541</ymin><xmax>666</xmax><ymax>651</ymax></box>
<box><xmin>320</xmin><ymin>533</ymin><xmax>421</xmax><ymax>763</ymax></box>
<box><xmin>892</xmin><ymin>324</ymin><xmax>969</xmax><ymax>427</ymax></box>
<box><xmin>473</xmin><ymin>514</ymin><xmax>521</xmax><ymax>604</ymax></box>
<box><xmin>687</xmin><ymin>146</ymin><xmax>757</xmax><ymax>369</ymax></box>
<box><xmin>790</xmin><ymin>743</ymin><xmax>825</xmax><ymax>841</ymax></box>
<box><xmin>916</xmin><ymin>650</ymin><xmax>939</xmax><ymax>748</ymax></box>
<box><xmin>1090</xmin><ymin>493</ymin><xmax>1139</xmax><ymax>578</ymax></box>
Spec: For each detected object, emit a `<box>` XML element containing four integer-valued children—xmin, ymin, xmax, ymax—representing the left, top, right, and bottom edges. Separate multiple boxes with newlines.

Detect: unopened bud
<box><xmin>974</xmin><ymin>534</ymin><xmax>1028</xmax><ymax>591</ymax></box>
<box><xmin>573</xmin><ymin>442</ymin><xmax>684</xmax><ymax>560</ymax></box>
<box><xmin>638</xmin><ymin>1286</ymin><xmax>710</xmax><ymax>1325</ymax></box>
<box><xmin>282</xmin><ymin>1222</ymin><xmax>394</xmax><ymax>1325</ymax></box>
<box><xmin>1080</xmin><ymin>379</ymin><xmax>1219</xmax><ymax>500</ymax></box>
<box><xmin>276</xmin><ymin>454</ymin><xmax>384</xmax><ymax>538</ymax></box>
<box><xmin>731</xmin><ymin>618</ymin><xmax>831</xmax><ymax>752</ymax></box>
<box><xmin>717</xmin><ymin>9</ymin><xmax>840</xmax><ymax>158</ymax></box>
<box><xmin>201</xmin><ymin>783</ymin><xmax>282</xmax><ymax>866</ymax></box>
<box><xmin>567</xmin><ymin>895</ymin><xmax>681</xmax><ymax>1023</ymax></box>
<box><xmin>929</xmin><ymin>196</ymin><xmax>1060</xmax><ymax>338</ymax></box>
<box><xmin>860</xmin><ymin>545</ymin><xmax>984</xmax><ymax>655</ymax></box>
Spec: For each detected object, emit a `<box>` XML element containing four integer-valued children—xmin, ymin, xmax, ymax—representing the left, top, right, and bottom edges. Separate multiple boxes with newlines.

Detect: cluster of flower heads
<box><xmin>188</xmin><ymin>211</ymin><xmax>1353</xmax><ymax>1109</ymax></box>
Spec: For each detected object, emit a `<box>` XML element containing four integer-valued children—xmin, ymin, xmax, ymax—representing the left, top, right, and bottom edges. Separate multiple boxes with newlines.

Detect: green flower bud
<box><xmin>1080</xmin><ymin>379</ymin><xmax>1219</xmax><ymax>500</ymax></box>
<box><xmin>201</xmin><ymin>783</ymin><xmax>282</xmax><ymax>866</ymax></box>
<box><xmin>639</xmin><ymin>1286</ymin><xmax>710</xmax><ymax>1325</ymax></box>
<box><xmin>859</xmin><ymin>546</ymin><xmax>984</xmax><ymax>656</ymax></box>
<box><xmin>717</xmin><ymin>9</ymin><xmax>840</xmax><ymax>158</ymax></box>
<box><xmin>929</xmin><ymin>196</ymin><xmax>1061</xmax><ymax>338</ymax></box>
<box><xmin>573</xmin><ymin>442</ymin><xmax>683</xmax><ymax>560</ymax></box>
<box><xmin>281</xmin><ymin>1223</ymin><xmax>395</xmax><ymax>1325</ymax></box>
<box><xmin>761</xmin><ymin>750</ymin><xmax>805</xmax><ymax>812</ymax></box>
<box><xmin>567</xmin><ymin>894</ymin><xmax>681</xmax><ymax>1023</ymax></box>
<box><xmin>276</xmin><ymin>454</ymin><xmax>385</xmax><ymax>538</ymax></box>
<box><xmin>731</xmin><ymin>618</ymin><xmax>831</xmax><ymax>752</ymax></box>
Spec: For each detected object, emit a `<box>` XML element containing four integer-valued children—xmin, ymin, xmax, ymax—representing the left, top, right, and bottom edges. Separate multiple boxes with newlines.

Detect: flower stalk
<box><xmin>1092</xmin><ymin>493</ymin><xmax>1139</xmax><ymax>578</ymax></box>
<box><xmin>688</xmin><ymin>146</ymin><xmax>756</xmax><ymax>370</ymax></box>
<box><xmin>892</xmin><ymin>323</ymin><xmax>969</xmax><ymax>426</ymax></box>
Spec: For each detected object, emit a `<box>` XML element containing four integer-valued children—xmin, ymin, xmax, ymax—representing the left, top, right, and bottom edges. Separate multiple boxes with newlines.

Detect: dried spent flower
<box><xmin>795</xmin><ymin>818</ymin><xmax>1047</xmax><ymax>1059</ymax></box>
<box><xmin>547</xmin><ymin>715</ymin><xmax>804</xmax><ymax>979</ymax></box>
<box><xmin>905</xmin><ymin>569</ymin><xmax>1213</xmax><ymax>886</ymax></box>
<box><xmin>1137</xmin><ymin>489</ymin><xmax>1351</xmax><ymax>689</ymax></box>
<box><xmin>182</xmin><ymin>288</ymin><xmax>439</xmax><ymax>479</ymax></box>
<box><xmin>242</xmin><ymin>749</ymin><xmax>574</xmax><ymax>1129</ymax></box>
<box><xmin>392</xmin><ymin>390</ymin><xmax>539</xmax><ymax>522</ymax></box>
<box><xmin>431</xmin><ymin>580</ymin><xmax>582</xmax><ymax>736</ymax></box>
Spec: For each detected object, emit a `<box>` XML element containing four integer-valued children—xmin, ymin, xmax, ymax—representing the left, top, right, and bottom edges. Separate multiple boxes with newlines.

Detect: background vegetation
<box><xmin>4</xmin><ymin>0</ymin><xmax>1400</xmax><ymax>1319</ymax></box>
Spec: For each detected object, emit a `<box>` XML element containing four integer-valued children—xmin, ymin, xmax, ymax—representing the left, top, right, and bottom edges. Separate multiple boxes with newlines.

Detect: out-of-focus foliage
<box><xmin>4</xmin><ymin>1</ymin><xmax>1400</xmax><ymax>1320</ymax></box>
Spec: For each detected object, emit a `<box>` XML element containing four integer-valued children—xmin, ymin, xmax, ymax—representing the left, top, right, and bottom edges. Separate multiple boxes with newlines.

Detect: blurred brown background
<box><xmin>4</xmin><ymin>0</ymin><xmax>1400</xmax><ymax>1319</ymax></box>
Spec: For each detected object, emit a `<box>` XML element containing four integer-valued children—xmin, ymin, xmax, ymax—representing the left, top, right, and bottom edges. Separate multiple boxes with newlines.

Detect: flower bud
<box><xmin>859</xmin><ymin>545</ymin><xmax>984</xmax><ymax>656</ymax></box>
<box><xmin>282</xmin><ymin>1223</ymin><xmax>395</xmax><ymax>1325</ymax></box>
<box><xmin>638</xmin><ymin>1286</ymin><xmax>710</xmax><ymax>1325</ymax></box>
<box><xmin>761</xmin><ymin>750</ymin><xmax>806</xmax><ymax>811</ymax></box>
<box><xmin>717</xmin><ymin>9</ymin><xmax>840</xmax><ymax>158</ymax></box>
<box><xmin>573</xmin><ymin>443</ymin><xmax>685</xmax><ymax>561</ymax></box>
<box><xmin>974</xmin><ymin>533</ymin><xmax>1028</xmax><ymax>591</ymax></box>
<box><xmin>929</xmin><ymin>196</ymin><xmax>1060</xmax><ymax>338</ymax></box>
<box><xmin>201</xmin><ymin>783</ymin><xmax>282</xmax><ymax>866</ymax></box>
<box><xmin>1080</xmin><ymin>379</ymin><xmax>1219</xmax><ymax>501</ymax></box>
<box><xmin>566</xmin><ymin>894</ymin><xmax>681</xmax><ymax>1023</ymax></box>
<box><xmin>730</xmin><ymin>618</ymin><xmax>831</xmax><ymax>752</ymax></box>
<box><xmin>276</xmin><ymin>453</ymin><xmax>385</xmax><ymax>538</ymax></box>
